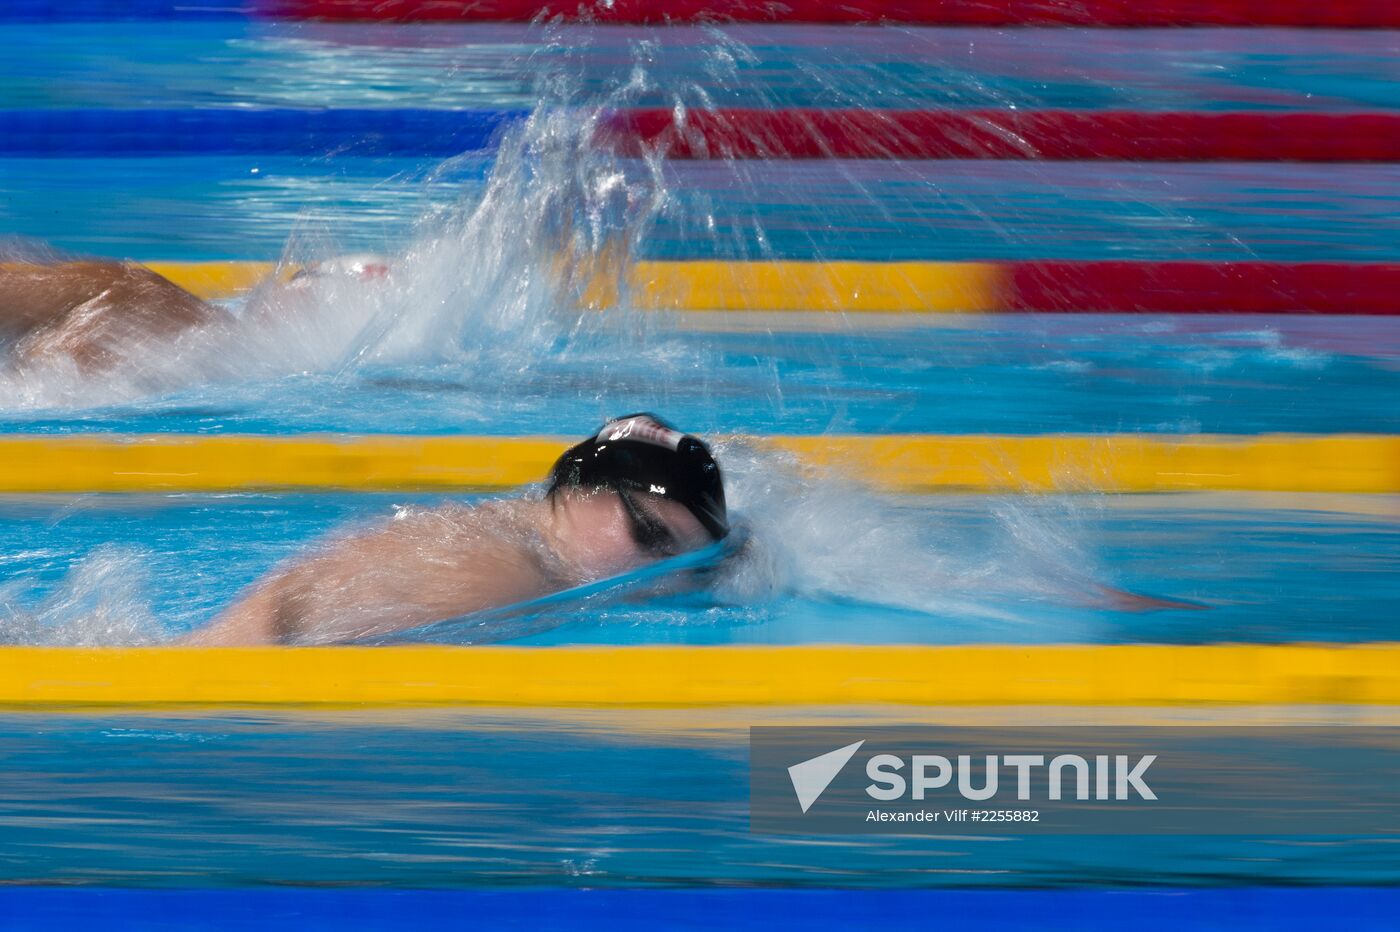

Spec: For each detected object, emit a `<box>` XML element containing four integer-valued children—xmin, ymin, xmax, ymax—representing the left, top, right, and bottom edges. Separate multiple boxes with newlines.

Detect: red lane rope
<box><xmin>1001</xmin><ymin>262</ymin><xmax>1400</xmax><ymax>314</ymax></box>
<box><xmin>264</xmin><ymin>0</ymin><xmax>1400</xmax><ymax>27</ymax></box>
<box><xmin>599</xmin><ymin>110</ymin><xmax>1400</xmax><ymax>161</ymax></box>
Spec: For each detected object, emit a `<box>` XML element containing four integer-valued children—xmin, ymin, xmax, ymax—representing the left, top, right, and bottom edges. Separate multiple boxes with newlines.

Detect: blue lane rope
<box><xmin>0</xmin><ymin>109</ymin><xmax>532</xmax><ymax>156</ymax></box>
<box><xmin>0</xmin><ymin>1</ymin><xmax>250</xmax><ymax>20</ymax></box>
<box><xmin>2</xmin><ymin>887</ymin><xmax>1400</xmax><ymax>931</ymax></box>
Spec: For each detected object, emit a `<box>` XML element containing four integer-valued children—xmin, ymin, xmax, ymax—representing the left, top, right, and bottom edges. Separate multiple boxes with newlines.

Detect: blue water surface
<box><xmin>1</xmin><ymin>492</ymin><xmax>1394</xmax><ymax>645</ymax></box>
<box><xmin>5</xmin><ymin>157</ymin><xmax>1400</xmax><ymax>263</ymax></box>
<box><xmin>2</xmin><ymin>24</ymin><xmax>1397</xmax><ymax>112</ymax></box>
<box><xmin>1</xmin><ymin>316</ymin><xmax>1395</xmax><ymax>437</ymax></box>
<box><xmin>0</xmin><ymin>710</ymin><xmax>1397</xmax><ymax>889</ymax></box>
<box><xmin>2</xmin><ymin>14</ymin><xmax>1398</xmax><ymax>901</ymax></box>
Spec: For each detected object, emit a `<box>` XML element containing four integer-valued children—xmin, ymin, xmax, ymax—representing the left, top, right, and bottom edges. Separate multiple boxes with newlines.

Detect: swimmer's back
<box><xmin>0</xmin><ymin>260</ymin><xmax>220</xmax><ymax>368</ymax></box>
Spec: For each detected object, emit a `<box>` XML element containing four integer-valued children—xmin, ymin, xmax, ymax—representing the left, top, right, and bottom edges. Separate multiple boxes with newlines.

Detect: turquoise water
<box><xmin>2</xmin><ymin>18</ymin><xmax>1398</xmax><ymax>893</ymax></box>
<box><xmin>0</xmin><ymin>317</ymin><xmax>1396</xmax><ymax>435</ymax></box>
<box><xmin>3</xmin><ymin>25</ymin><xmax>1398</xmax><ymax>112</ymax></box>
<box><xmin>2</xmin><ymin>492</ymin><xmax>1396</xmax><ymax>645</ymax></box>
<box><xmin>7</xmin><ymin>158</ymin><xmax>1400</xmax><ymax>262</ymax></box>
<box><xmin>2</xmin><ymin>709</ymin><xmax>1398</xmax><ymax>888</ymax></box>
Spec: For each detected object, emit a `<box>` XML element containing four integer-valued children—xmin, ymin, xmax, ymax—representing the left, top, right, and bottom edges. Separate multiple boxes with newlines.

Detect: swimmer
<box><xmin>183</xmin><ymin>413</ymin><xmax>728</xmax><ymax>645</ymax></box>
<box><xmin>0</xmin><ymin>260</ymin><xmax>225</xmax><ymax>371</ymax></box>
<box><xmin>0</xmin><ymin>254</ymin><xmax>388</xmax><ymax>372</ymax></box>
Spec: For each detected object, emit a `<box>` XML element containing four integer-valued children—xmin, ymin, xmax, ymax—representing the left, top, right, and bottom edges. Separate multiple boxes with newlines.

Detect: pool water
<box><xmin>2</xmin><ymin>491</ymin><xmax>1396</xmax><ymax>646</ymax></box>
<box><xmin>2</xmin><ymin>708</ymin><xmax>1398</xmax><ymax>888</ymax></box>
<box><xmin>7</xmin><ymin>157</ymin><xmax>1400</xmax><ymax>262</ymax></box>
<box><xmin>1</xmin><ymin>317</ymin><xmax>1396</xmax><ymax>435</ymax></box>
<box><xmin>4</xmin><ymin>24</ymin><xmax>1399</xmax><ymax>112</ymax></box>
<box><xmin>1</xmin><ymin>15</ymin><xmax>1397</xmax><ymax>893</ymax></box>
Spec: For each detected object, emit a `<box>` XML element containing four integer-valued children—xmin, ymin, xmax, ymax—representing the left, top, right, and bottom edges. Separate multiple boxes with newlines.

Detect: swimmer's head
<box><xmin>545</xmin><ymin>413</ymin><xmax>728</xmax><ymax>571</ymax></box>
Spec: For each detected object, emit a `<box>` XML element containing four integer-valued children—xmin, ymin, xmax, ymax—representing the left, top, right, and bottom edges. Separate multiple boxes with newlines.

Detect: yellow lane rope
<box><xmin>579</xmin><ymin>260</ymin><xmax>1005</xmax><ymax>312</ymax></box>
<box><xmin>0</xmin><ymin>644</ymin><xmax>1396</xmax><ymax>707</ymax></box>
<box><xmin>147</xmin><ymin>259</ymin><xmax>1004</xmax><ymax>311</ymax></box>
<box><xmin>0</xmin><ymin>433</ymin><xmax>1393</xmax><ymax>494</ymax></box>
<box><xmin>144</xmin><ymin>261</ymin><xmax>282</xmax><ymax>299</ymax></box>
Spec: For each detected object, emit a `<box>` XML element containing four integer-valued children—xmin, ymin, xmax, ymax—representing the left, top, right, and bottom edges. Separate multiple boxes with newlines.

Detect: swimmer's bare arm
<box><xmin>185</xmin><ymin>503</ymin><xmax>561</xmax><ymax>646</ymax></box>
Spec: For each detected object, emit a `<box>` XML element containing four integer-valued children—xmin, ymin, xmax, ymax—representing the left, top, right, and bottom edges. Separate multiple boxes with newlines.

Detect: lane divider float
<box><xmin>1</xmin><ymin>433</ymin><xmax>1395</xmax><ymax>494</ymax></box>
<box><xmin>1</xmin><ymin>643</ymin><xmax>1398</xmax><ymax>707</ymax></box>
<box><xmin>7</xmin><ymin>0</ymin><xmax>1397</xmax><ymax>26</ymax></box>
<box><xmin>262</xmin><ymin>0</ymin><xmax>1400</xmax><ymax>28</ymax></box>
<box><xmin>601</xmin><ymin>109</ymin><xmax>1400</xmax><ymax>162</ymax></box>
<box><xmin>145</xmin><ymin>259</ymin><xmax>1400</xmax><ymax>314</ymax></box>
<box><xmin>8</xmin><ymin>109</ymin><xmax>1400</xmax><ymax>161</ymax></box>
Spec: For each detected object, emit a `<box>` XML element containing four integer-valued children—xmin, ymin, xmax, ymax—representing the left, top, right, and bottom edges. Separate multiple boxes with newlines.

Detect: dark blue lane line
<box><xmin>0</xmin><ymin>1</ymin><xmax>250</xmax><ymax>20</ymax></box>
<box><xmin>2</xmin><ymin>888</ymin><xmax>1399</xmax><ymax>931</ymax></box>
<box><xmin>0</xmin><ymin>109</ymin><xmax>530</xmax><ymax>156</ymax></box>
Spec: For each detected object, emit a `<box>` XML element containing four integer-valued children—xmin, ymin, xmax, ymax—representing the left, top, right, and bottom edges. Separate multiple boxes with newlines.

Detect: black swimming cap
<box><xmin>547</xmin><ymin>413</ymin><xmax>729</xmax><ymax>541</ymax></box>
